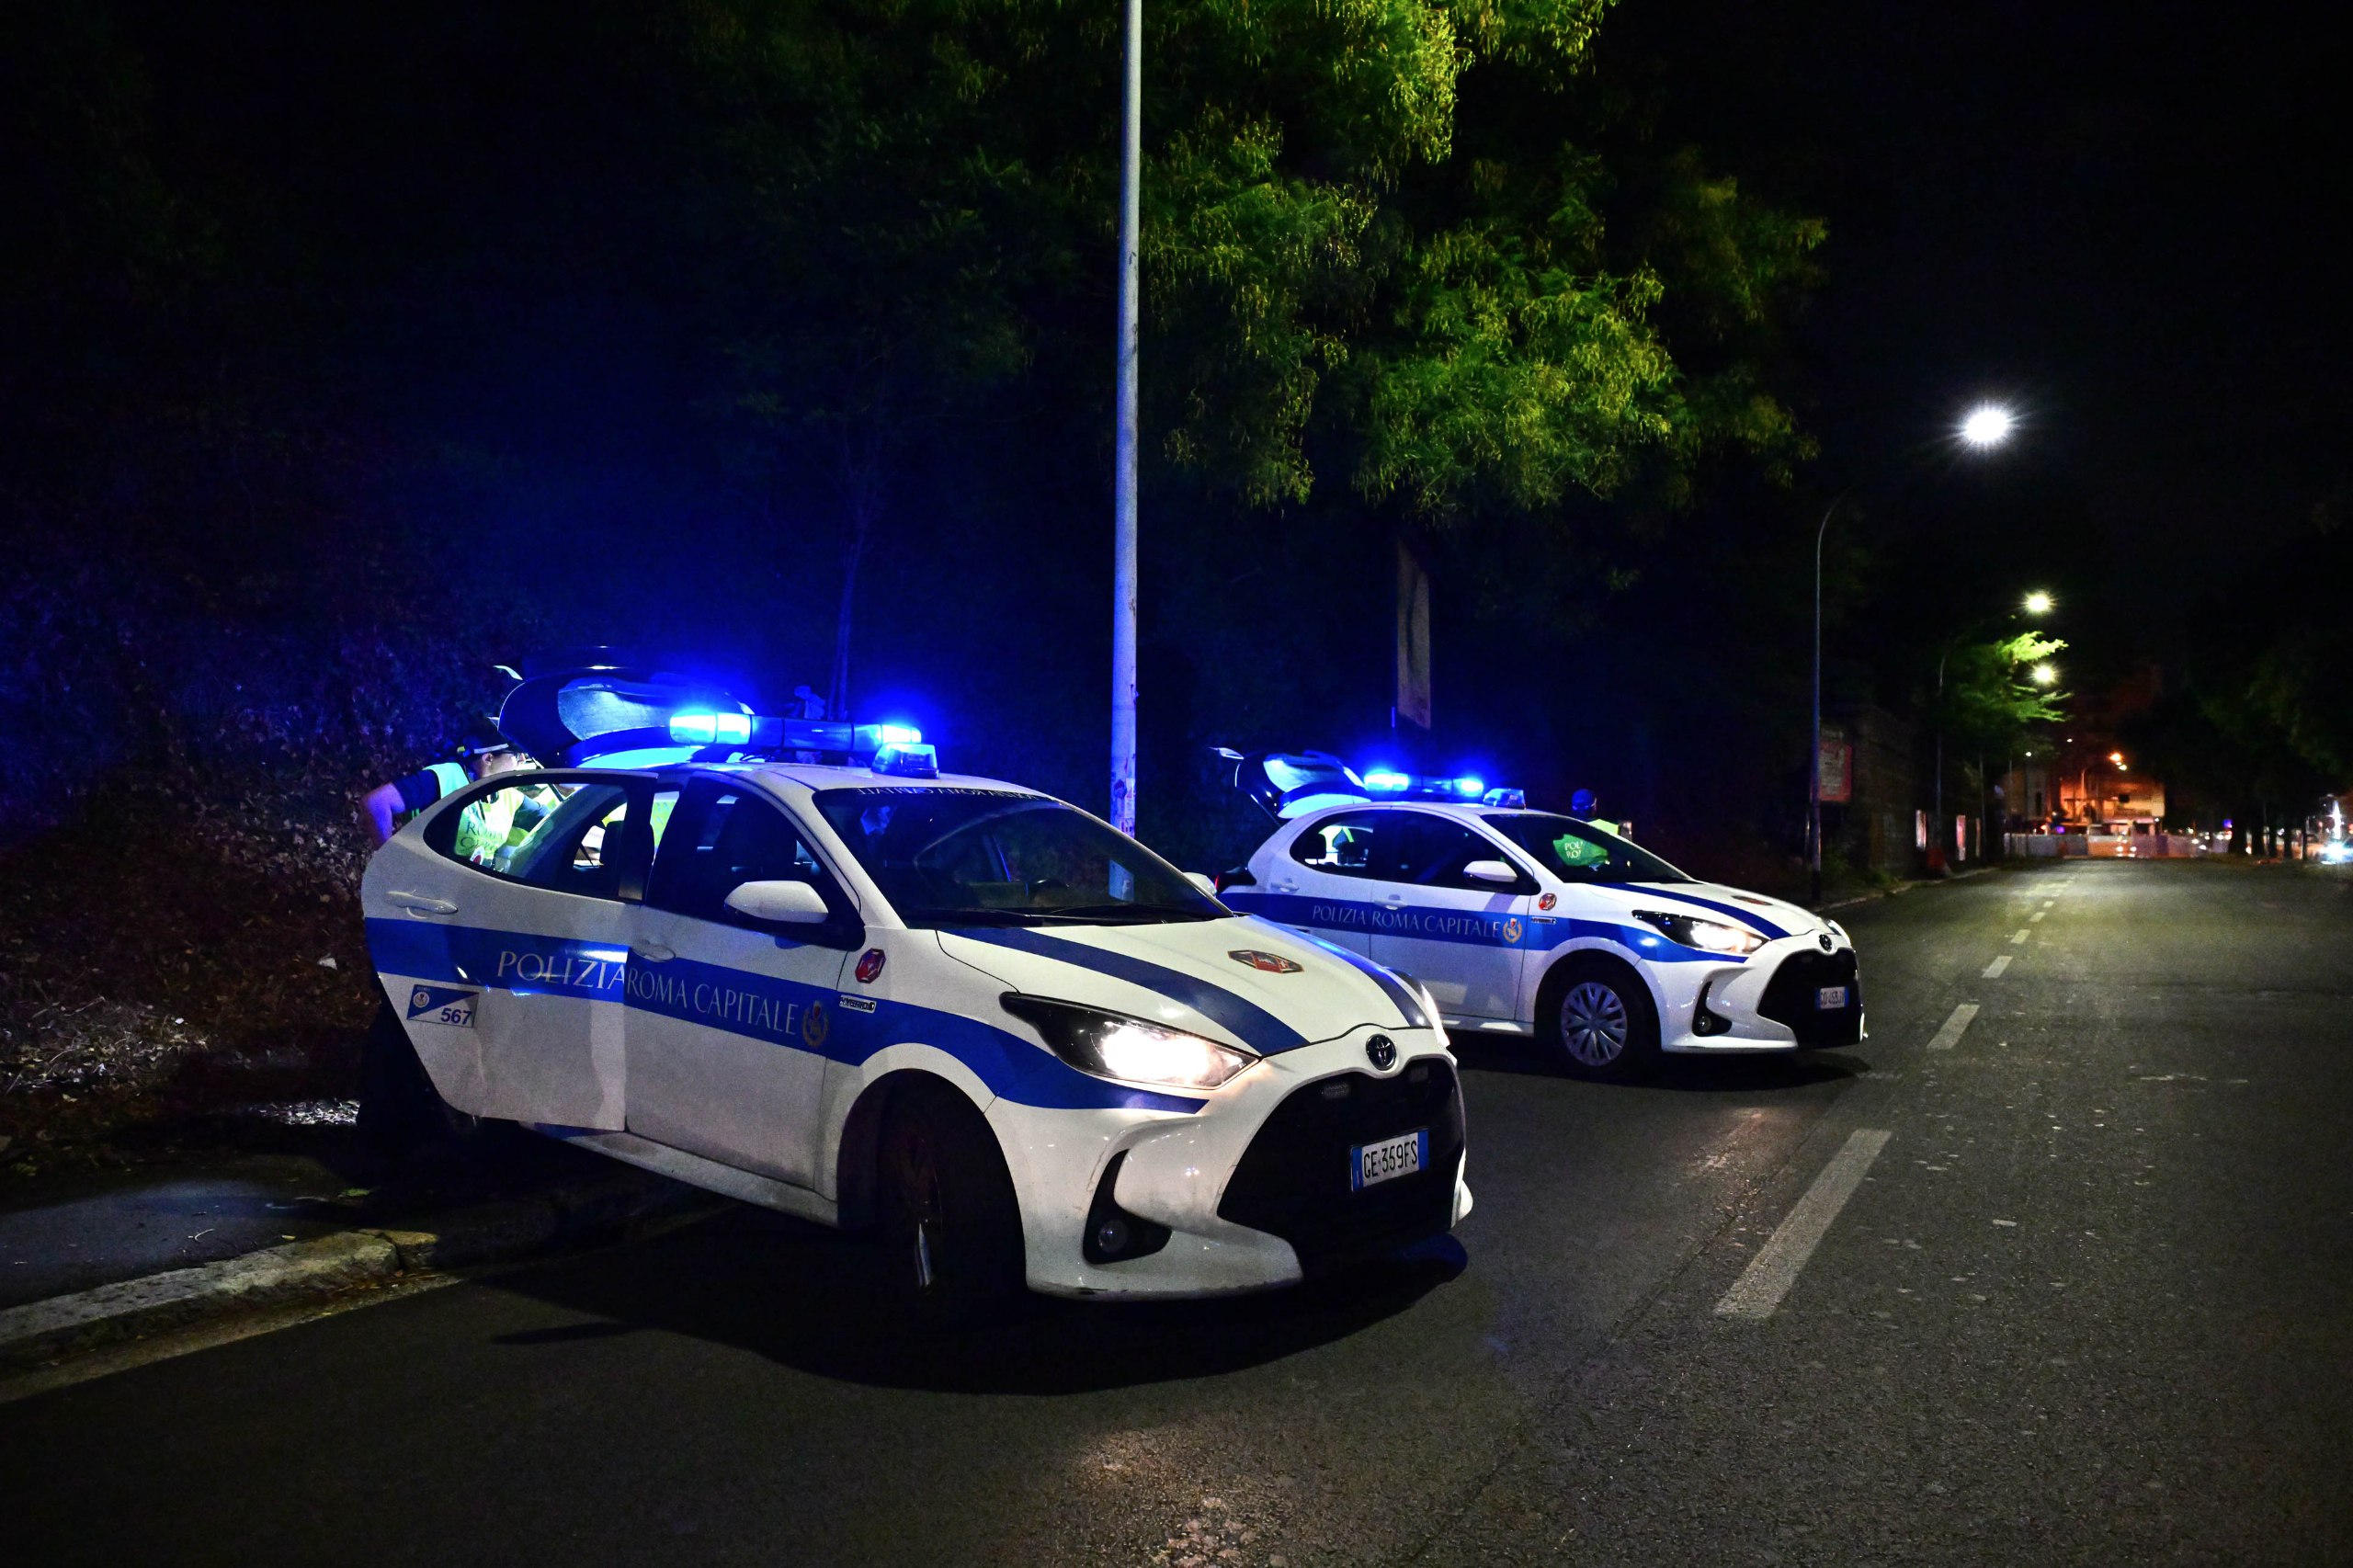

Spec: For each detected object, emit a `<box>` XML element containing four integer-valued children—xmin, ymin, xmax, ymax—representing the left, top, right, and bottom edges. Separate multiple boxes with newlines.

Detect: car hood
<box><xmin>932</xmin><ymin>915</ymin><xmax>1425</xmax><ymax>1056</ymax></box>
<box><xmin>1586</xmin><ymin>881</ymin><xmax>1824</xmax><ymax>942</ymax></box>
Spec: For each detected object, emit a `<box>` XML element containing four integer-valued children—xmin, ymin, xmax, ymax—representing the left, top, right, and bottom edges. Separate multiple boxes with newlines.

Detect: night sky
<box><xmin>1617</xmin><ymin>1</ymin><xmax>2347</xmax><ymax>645</ymax></box>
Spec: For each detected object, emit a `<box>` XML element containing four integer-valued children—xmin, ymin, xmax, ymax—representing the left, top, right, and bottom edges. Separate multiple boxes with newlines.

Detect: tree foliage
<box><xmin>1938</xmin><ymin>631</ymin><xmax>2069</xmax><ymax>759</ymax></box>
<box><xmin>683</xmin><ymin>0</ymin><xmax>1821</xmax><ymax>530</ymax></box>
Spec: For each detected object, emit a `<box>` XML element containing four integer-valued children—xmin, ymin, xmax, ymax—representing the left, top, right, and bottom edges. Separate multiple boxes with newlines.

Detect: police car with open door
<box><xmin>360</xmin><ymin>670</ymin><xmax>1471</xmax><ymax>1314</ymax></box>
<box><xmin>1215</xmin><ymin>755</ymin><xmax>1862</xmax><ymax>1082</ymax></box>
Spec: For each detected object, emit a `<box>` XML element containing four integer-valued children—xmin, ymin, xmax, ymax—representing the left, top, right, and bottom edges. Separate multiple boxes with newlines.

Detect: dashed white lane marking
<box><xmin>2029</xmin><ymin>910</ymin><xmax>2047</xmax><ymax>923</ymax></box>
<box><xmin>1927</xmin><ymin>1002</ymin><xmax>1981</xmax><ymax>1051</ymax></box>
<box><xmin>2010</xmin><ymin>928</ymin><xmax>2032</xmax><ymax>944</ymax></box>
<box><xmin>1983</xmin><ymin>955</ymin><xmax>2013</xmax><ymax>978</ymax></box>
<box><xmin>1716</xmin><ymin>1129</ymin><xmax>1894</xmax><ymax>1320</ymax></box>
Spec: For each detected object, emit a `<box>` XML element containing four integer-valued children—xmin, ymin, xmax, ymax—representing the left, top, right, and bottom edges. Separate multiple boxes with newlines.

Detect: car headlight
<box><xmin>1633</xmin><ymin>909</ymin><xmax>1767</xmax><ymax>955</ymax></box>
<box><xmin>1001</xmin><ymin>995</ymin><xmax>1259</xmax><ymax>1090</ymax></box>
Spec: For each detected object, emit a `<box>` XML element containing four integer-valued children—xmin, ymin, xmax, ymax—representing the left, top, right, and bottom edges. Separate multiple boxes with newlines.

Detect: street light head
<box><xmin>2109</xmin><ymin>750</ymin><xmax>2124</xmax><ymax>765</ymax></box>
<box><xmin>1960</xmin><ymin>403</ymin><xmax>2017</xmax><ymax>449</ymax></box>
<box><xmin>2023</xmin><ymin>590</ymin><xmax>2054</xmax><ymax>615</ymax></box>
<box><xmin>2030</xmin><ymin>663</ymin><xmax>2057</xmax><ymax>686</ymax></box>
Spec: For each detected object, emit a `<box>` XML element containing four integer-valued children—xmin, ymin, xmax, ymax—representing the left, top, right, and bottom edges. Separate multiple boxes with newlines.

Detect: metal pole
<box><xmin>1108</xmin><ymin>0</ymin><xmax>1142</xmax><ymax>835</ymax></box>
<box><xmin>1811</xmin><ymin>498</ymin><xmax>1839</xmax><ymax>905</ymax></box>
<box><xmin>1934</xmin><ymin>646</ymin><xmax>1947</xmax><ymax>863</ymax></box>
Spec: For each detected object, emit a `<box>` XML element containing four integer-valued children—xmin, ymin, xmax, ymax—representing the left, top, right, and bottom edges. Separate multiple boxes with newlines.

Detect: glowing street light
<box><xmin>2030</xmin><ymin>663</ymin><xmax>2057</xmax><ymax>686</ymax></box>
<box><xmin>2023</xmin><ymin>589</ymin><xmax>2054</xmax><ymax>616</ymax></box>
<box><xmin>1961</xmin><ymin>403</ymin><xmax>2017</xmax><ymax>449</ymax></box>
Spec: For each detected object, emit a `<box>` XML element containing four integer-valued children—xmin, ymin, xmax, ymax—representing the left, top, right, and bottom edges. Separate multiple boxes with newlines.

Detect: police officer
<box><xmin>1571</xmin><ymin>788</ymin><xmax>1631</xmax><ymax>840</ymax></box>
<box><xmin>362</xmin><ymin>721</ymin><xmax>540</xmax><ymax>858</ymax></box>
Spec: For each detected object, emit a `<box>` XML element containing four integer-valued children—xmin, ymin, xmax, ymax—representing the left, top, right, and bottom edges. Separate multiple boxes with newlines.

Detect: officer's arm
<box><xmin>363</xmin><ymin>784</ymin><xmax>404</xmax><ymax>846</ymax></box>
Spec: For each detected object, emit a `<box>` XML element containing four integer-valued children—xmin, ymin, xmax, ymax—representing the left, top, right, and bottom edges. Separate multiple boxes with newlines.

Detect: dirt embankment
<box><xmin>0</xmin><ymin>781</ymin><xmax>382</xmax><ymax>1175</ymax></box>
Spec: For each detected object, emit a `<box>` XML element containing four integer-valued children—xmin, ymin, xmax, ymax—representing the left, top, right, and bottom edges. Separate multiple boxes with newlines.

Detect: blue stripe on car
<box><xmin>1593</xmin><ymin>885</ymin><xmax>1792</xmax><ymax>941</ymax></box>
<box><xmin>1219</xmin><ymin>892</ymin><xmax>1735</xmax><ymax>963</ymax></box>
<box><xmin>364</xmin><ymin>917</ymin><xmax>1203</xmax><ymax>1115</ymax></box>
<box><xmin>939</xmin><ymin>926</ymin><xmax>1311</xmax><ymax>1055</ymax></box>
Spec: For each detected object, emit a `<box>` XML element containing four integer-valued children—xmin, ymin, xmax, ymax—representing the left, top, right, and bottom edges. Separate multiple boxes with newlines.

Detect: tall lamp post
<box><xmin>1809</xmin><ymin>403</ymin><xmax>2018</xmax><ymax>904</ymax></box>
<box><xmin>1108</xmin><ymin>0</ymin><xmax>1142</xmax><ymax>835</ymax></box>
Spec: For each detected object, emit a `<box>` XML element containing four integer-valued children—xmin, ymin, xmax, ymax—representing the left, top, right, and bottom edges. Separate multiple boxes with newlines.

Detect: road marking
<box><xmin>1927</xmin><ymin>1002</ymin><xmax>1980</xmax><ymax>1051</ymax></box>
<box><xmin>2010</xmin><ymin>928</ymin><xmax>2032</xmax><ymax>944</ymax></box>
<box><xmin>1983</xmin><ymin>955</ymin><xmax>2013</xmax><ymax>978</ymax></box>
<box><xmin>1716</xmin><ymin>1129</ymin><xmax>1893</xmax><ymax>1320</ymax></box>
<box><xmin>2029</xmin><ymin>910</ymin><xmax>2047</xmax><ymax>923</ymax></box>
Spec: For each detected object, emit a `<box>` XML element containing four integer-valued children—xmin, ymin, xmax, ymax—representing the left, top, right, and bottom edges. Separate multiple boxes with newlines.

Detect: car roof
<box><xmin>544</xmin><ymin>759</ymin><xmax>1040</xmax><ymax>795</ymax></box>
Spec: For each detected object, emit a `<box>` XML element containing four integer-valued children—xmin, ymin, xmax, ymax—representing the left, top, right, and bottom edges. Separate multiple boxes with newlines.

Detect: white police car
<box><xmin>1215</xmin><ymin>757</ymin><xmax>1861</xmax><ymax>1081</ymax></box>
<box><xmin>359</xmin><ymin>669</ymin><xmax>1470</xmax><ymax>1314</ymax></box>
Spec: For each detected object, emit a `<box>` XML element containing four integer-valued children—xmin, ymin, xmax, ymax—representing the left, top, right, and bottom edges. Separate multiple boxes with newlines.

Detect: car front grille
<box><xmin>1217</xmin><ymin>1059</ymin><xmax>1464</xmax><ymax>1275</ymax></box>
<box><xmin>1757</xmin><ymin>949</ymin><xmax>1864</xmax><ymax>1048</ymax></box>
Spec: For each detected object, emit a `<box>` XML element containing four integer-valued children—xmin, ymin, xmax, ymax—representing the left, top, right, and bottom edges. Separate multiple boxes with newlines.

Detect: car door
<box><xmin>1368</xmin><ymin>812</ymin><xmax>1538</xmax><ymax>1021</ymax></box>
<box><xmin>362</xmin><ymin>772</ymin><xmax>649</xmax><ymax>1129</ymax></box>
<box><xmin>1247</xmin><ymin>809</ymin><xmax>1410</xmax><ymax>953</ymax></box>
<box><xmin>625</xmin><ymin>778</ymin><xmax>864</xmax><ymax>1187</ymax></box>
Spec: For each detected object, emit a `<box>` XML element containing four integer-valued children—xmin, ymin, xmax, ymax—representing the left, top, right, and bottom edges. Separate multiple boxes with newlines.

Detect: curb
<box><xmin>1817</xmin><ymin>863</ymin><xmax>2001</xmax><ymax>914</ymax></box>
<box><xmin>0</xmin><ymin>1169</ymin><xmax>717</xmax><ymax>1372</ymax></box>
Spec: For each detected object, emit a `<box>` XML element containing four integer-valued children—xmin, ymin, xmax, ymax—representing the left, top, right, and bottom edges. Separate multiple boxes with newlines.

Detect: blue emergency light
<box><xmin>872</xmin><ymin>742</ymin><xmax>939</xmax><ymax>778</ymax></box>
<box><xmin>668</xmin><ymin>711</ymin><xmax>752</xmax><ymax>745</ymax></box>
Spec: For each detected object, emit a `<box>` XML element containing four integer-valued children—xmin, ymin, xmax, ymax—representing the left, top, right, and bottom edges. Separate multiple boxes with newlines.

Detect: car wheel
<box><xmin>358</xmin><ymin>998</ymin><xmax>508</xmax><ymax>1157</ymax></box>
<box><xmin>872</xmin><ymin>1082</ymin><xmax>1025</xmax><ymax>1328</ymax></box>
<box><xmin>1545</xmin><ymin>960</ymin><xmax>1661</xmax><ymax>1083</ymax></box>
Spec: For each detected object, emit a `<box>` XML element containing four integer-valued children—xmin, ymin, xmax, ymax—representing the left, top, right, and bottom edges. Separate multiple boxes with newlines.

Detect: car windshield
<box><xmin>813</xmin><ymin>788</ymin><xmax>1228</xmax><ymax>927</ymax></box>
<box><xmin>1482</xmin><ymin>812</ymin><xmax>1693</xmax><ymax>884</ymax></box>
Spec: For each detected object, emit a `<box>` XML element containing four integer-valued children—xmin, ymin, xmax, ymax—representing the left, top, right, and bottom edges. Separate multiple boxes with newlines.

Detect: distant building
<box><xmin>2003</xmin><ymin>666</ymin><xmax>2168</xmax><ymax>828</ymax></box>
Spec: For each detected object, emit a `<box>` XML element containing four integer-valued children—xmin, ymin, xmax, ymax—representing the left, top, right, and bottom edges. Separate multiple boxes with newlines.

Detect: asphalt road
<box><xmin>8</xmin><ymin>860</ymin><xmax>2351</xmax><ymax>1565</ymax></box>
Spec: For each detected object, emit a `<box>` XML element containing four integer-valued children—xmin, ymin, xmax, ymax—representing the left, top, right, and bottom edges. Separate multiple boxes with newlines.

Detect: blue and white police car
<box><xmin>360</xmin><ymin>669</ymin><xmax>1470</xmax><ymax>1315</ymax></box>
<box><xmin>1215</xmin><ymin>756</ymin><xmax>1862</xmax><ymax>1082</ymax></box>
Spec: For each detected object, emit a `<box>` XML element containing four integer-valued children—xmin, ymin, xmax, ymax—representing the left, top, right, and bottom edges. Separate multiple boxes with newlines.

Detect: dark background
<box><xmin>4</xmin><ymin>1</ymin><xmax>2346</xmax><ymax>878</ymax></box>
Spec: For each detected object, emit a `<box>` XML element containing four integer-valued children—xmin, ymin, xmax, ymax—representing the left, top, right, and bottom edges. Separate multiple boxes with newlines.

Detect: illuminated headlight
<box><xmin>1001</xmin><ymin>996</ymin><xmax>1258</xmax><ymax>1091</ymax></box>
<box><xmin>1633</xmin><ymin>909</ymin><xmax>1767</xmax><ymax>955</ymax></box>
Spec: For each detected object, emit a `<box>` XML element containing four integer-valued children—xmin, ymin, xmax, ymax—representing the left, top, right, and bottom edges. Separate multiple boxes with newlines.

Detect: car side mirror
<box><xmin>723</xmin><ymin>880</ymin><xmax>832</xmax><ymax>925</ymax></box>
<box><xmin>1461</xmin><ymin>858</ymin><xmax>1519</xmax><ymax>887</ymax></box>
<box><xmin>1184</xmin><ymin>871</ymin><xmax>1217</xmax><ymax>895</ymax></box>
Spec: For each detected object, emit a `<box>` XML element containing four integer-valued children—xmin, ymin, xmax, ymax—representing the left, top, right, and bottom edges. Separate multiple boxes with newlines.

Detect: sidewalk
<box><xmin>0</xmin><ymin>1134</ymin><xmax>713</xmax><ymax>1373</ymax></box>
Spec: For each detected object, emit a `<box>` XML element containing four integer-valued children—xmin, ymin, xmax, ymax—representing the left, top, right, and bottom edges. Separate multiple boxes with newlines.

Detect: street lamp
<box><xmin>1809</xmin><ymin>403</ymin><xmax>2019</xmax><ymax>903</ymax></box>
<box><xmin>1961</xmin><ymin>403</ymin><xmax>2017</xmax><ymax>449</ymax></box>
<box><xmin>2030</xmin><ymin>662</ymin><xmax>2057</xmax><ymax>686</ymax></box>
<box><xmin>2023</xmin><ymin>589</ymin><xmax>2054</xmax><ymax>616</ymax></box>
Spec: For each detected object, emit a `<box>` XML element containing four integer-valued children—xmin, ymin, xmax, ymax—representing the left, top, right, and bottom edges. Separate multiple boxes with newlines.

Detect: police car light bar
<box><xmin>872</xmin><ymin>742</ymin><xmax>938</xmax><ymax>778</ymax></box>
<box><xmin>1361</xmin><ymin>767</ymin><xmax>1513</xmax><ymax>804</ymax></box>
<box><xmin>668</xmin><ymin>711</ymin><xmax>752</xmax><ymax>745</ymax></box>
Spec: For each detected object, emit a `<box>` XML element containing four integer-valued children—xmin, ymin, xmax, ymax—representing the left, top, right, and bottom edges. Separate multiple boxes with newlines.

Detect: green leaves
<box><xmin>683</xmin><ymin>0</ymin><xmax>1817</xmax><ymax>534</ymax></box>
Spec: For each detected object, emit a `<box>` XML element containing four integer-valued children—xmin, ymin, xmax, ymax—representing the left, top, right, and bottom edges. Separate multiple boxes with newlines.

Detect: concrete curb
<box><xmin>0</xmin><ymin>1169</ymin><xmax>714</xmax><ymax>1372</ymax></box>
<box><xmin>1817</xmin><ymin>863</ymin><xmax>2000</xmax><ymax>914</ymax></box>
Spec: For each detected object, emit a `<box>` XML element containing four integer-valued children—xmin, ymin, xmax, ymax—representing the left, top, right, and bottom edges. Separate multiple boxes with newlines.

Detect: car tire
<box><xmin>1543</xmin><ymin>958</ymin><xmax>1661</xmax><ymax>1083</ymax></box>
<box><xmin>358</xmin><ymin>997</ymin><xmax>509</xmax><ymax>1156</ymax></box>
<box><xmin>871</xmin><ymin>1080</ymin><xmax>1026</xmax><ymax>1329</ymax></box>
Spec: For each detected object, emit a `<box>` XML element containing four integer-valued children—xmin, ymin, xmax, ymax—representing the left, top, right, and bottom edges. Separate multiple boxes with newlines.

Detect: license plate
<box><xmin>1351</xmin><ymin>1129</ymin><xmax>1427</xmax><ymax>1191</ymax></box>
<box><xmin>1816</xmin><ymin>985</ymin><xmax>1848</xmax><ymax>1010</ymax></box>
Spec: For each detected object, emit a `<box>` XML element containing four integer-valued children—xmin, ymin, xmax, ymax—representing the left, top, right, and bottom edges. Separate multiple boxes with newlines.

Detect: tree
<box><xmin>1938</xmin><ymin>631</ymin><xmax>2068</xmax><ymax>759</ymax></box>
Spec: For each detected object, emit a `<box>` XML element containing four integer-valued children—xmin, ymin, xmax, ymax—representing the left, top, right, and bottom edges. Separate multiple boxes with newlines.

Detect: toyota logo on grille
<box><xmin>1818</xmin><ymin>932</ymin><xmax>1835</xmax><ymax>952</ymax></box>
<box><xmin>1366</xmin><ymin>1034</ymin><xmax>1397</xmax><ymax>1070</ymax></box>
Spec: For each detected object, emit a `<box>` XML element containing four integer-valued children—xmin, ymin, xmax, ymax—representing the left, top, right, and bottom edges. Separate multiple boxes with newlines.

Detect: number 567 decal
<box><xmin>405</xmin><ymin>984</ymin><xmax>478</xmax><ymax>1028</ymax></box>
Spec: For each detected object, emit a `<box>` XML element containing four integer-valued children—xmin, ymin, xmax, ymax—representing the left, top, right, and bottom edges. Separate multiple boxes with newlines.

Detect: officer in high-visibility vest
<box><xmin>1571</xmin><ymin>788</ymin><xmax>1631</xmax><ymax>840</ymax></box>
<box><xmin>362</xmin><ymin>721</ymin><xmax>540</xmax><ymax>857</ymax></box>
